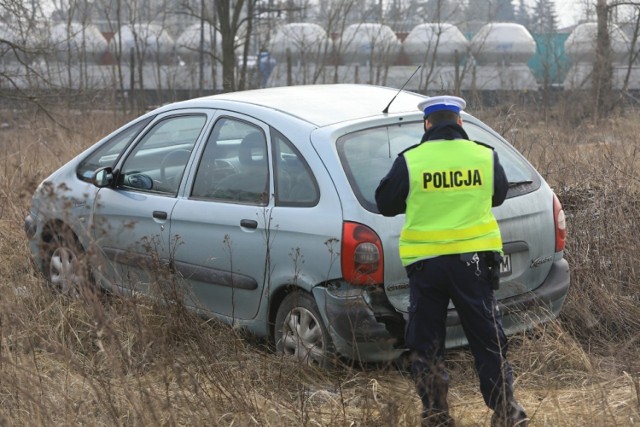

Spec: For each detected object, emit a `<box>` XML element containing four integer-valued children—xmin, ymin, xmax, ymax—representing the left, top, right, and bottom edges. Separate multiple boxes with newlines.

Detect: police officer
<box><xmin>375</xmin><ymin>96</ymin><xmax>527</xmax><ymax>427</ymax></box>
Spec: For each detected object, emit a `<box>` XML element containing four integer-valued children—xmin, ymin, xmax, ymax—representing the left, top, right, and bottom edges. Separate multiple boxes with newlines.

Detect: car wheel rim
<box><xmin>49</xmin><ymin>247</ymin><xmax>81</xmax><ymax>295</ymax></box>
<box><xmin>281</xmin><ymin>307</ymin><xmax>325</xmax><ymax>365</ymax></box>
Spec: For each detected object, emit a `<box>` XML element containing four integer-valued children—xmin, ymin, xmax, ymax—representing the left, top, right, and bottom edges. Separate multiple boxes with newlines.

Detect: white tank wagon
<box><xmin>110</xmin><ymin>23</ymin><xmax>176</xmax><ymax>65</ymax></box>
<box><xmin>396</xmin><ymin>23</ymin><xmax>469</xmax><ymax>92</ymax></box>
<box><xmin>0</xmin><ymin>21</ymin><xmax>49</xmax><ymax>64</ymax></box>
<box><xmin>0</xmin><ymin>23</ymin><xmax>24</xmax><ymax>63</ymax></box>
<box><xmin>266</xmin><ymin>22</ymin><xmax>333</xmax><ymax>86</ymax></box>
<box><xmin>50</xmin><ymin>22</ymin><xmax>108</xmax><ymax>64</ymax></box>
<box><xmin>0</xmin><ymin>21</ymin><xmax>54</xmax><ymax>90</ymax></box>
<box><xmin>173</xmin><ymin>23</ymin><xmax>237</xmax><ymax>91</ymax></box>
<box><xmin>268</xmin><ymin>22</ymin><xmax>332</xmax><ymax>64</ymax></box>
<box><xmin>563</xmin><ymin>22</ymin><xmax>638</xmax><ymax>90</ymax></box>
<box><xmin>467</xmin><ymin>23</ymin><xmax>538</xmax><ymax>91</ymax></box>
<box><xmin>402</xmin><ymin>23</ymin><xmax>468</xmax><ymax>65</ymax></box>
<box><xmin>337</xmin><ymin>23</ymin><xmax>400</xmax><ymax>65</ymax></box>
<box><xmin>564</xmin><ymin>22</ymin><xmax>630</xmax><ymax>64</ymax></box>
<box><xmin>470</xmin><ymin>22</ymin><xmax>536</xmax><ymax>65</ymax></box>
<box><xmin>175</xmin><ymin>23</ymin><xmax>224</xmax><ymax>63</ymax></box>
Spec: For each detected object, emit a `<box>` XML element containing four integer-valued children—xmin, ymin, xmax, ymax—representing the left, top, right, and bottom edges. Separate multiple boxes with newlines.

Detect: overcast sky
<box><xmin>551</xmin><ymin>0</ymin><xmax>586</xmax><ymax>28</ymax></box>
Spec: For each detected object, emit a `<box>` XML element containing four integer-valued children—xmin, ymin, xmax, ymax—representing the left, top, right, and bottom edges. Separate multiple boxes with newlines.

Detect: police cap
<box><xmin>418</xmin><ymin>95</ymin><xmax>466</xmax><ymax>118</ymax></box>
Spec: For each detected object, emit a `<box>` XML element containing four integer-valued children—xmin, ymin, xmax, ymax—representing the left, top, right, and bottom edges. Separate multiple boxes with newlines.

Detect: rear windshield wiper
<box><xmin>508</xmin><ymin>180</ymin><xmax>533</xmax><ymax>188</ymax></box>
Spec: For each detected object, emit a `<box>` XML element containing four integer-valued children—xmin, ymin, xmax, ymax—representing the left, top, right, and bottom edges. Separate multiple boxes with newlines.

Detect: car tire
<box><xmin>43</xmin><ymin>228</ymin><xmax>91</xmax><ymax>297</ymax></box>
<box><xmin>275</xmin><ymin>291</ymin><xmax>335</xmax><ymax>368</ymax></box>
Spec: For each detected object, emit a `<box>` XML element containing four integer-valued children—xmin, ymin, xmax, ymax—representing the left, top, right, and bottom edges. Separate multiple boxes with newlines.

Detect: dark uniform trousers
<box><xmin>405</xmin><ymin>253</ymin><xmax>515</xmax><ymax>417</ymax></box>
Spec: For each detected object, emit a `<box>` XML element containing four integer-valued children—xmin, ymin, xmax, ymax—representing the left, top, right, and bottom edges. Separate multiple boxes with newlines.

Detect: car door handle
<box><xmin>153</xmin><ymin>210</ymin><xmax>168</xmax><ymax>220</ymax></box>
<box><xmin>240</xmin><ymin>219</ymin><xmax>258</xmax><ymax>229</ymax></box>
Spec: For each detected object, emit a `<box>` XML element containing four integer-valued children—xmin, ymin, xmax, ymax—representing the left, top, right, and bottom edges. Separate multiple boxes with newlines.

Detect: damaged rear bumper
<box><xmin>312</xmin><ymin>258</ymin><xmax>570</xmax><ymax>363</ymax></box>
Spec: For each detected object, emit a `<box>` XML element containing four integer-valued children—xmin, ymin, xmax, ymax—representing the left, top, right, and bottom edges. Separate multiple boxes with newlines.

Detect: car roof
<box><xmin>181</xmin><ymin>84</ymin><xmax>428</xmax><ymax>127</ymax></box>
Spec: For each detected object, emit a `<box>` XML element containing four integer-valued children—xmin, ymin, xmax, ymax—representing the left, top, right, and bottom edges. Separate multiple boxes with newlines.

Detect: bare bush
<box><xmin>1</xmin><ymin>106</ymin><xmax>639</xmax><ymax>425</ymax></box>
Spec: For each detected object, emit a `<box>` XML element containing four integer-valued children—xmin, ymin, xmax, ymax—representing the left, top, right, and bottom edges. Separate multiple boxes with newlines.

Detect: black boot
<box><xmin>412</xmin><ymin>353</ymin><xmax>454</xmax><ymax>427</ymax></box>
<box><xmin>421</xmin><ymin>410</ymin><xmax>455</xmax><ymax>427</ymax></box>
<box><xmin>491</xmin><ymin>401</ymin><xmax>528</xmax><ymax>427</ymax></box>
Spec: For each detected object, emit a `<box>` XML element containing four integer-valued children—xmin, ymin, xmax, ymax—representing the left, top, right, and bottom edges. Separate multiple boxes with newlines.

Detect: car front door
<box><xmin>92</xmin><ymin>112</ymin><xmax>209</xmax><ymax>295</ymax></box>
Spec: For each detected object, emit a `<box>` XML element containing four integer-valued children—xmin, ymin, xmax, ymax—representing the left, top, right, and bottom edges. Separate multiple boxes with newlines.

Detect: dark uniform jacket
<box><xmin>375</xmin><ymin>121</ymin><xmax>509</xmax><ymax>216</ymax></box>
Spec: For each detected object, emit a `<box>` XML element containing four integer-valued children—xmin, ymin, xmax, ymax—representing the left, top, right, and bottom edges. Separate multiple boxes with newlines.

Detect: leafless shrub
<box><xmin>482</xmin><ymin>105</ymin><xmax>640</xmax><ymax>371</ymax></box>
<box><xmin>1</xmin><ymin>104</ymin><xmax>640</xmax><ymax>425</ymax></box>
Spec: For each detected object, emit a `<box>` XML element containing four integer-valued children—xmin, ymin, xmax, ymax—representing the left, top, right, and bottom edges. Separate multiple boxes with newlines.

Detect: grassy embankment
<box><xmin>0</xmin><ymin>99</ymin><xmax>638</xmax><ymax>426</ymax></box>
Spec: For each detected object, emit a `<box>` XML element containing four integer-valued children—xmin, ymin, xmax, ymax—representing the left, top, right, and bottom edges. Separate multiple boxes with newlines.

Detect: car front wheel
<box><xmin>275</xmin><ymin>291</ymin><xmax>334</xmax><ymax>367</ymax></box>
<box><xmin>43</xmin><ymin>229</ymin><xmax>90</xmax><ymax>296</ymax></box>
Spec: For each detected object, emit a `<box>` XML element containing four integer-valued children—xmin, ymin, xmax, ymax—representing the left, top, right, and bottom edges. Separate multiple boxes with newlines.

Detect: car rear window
<box><xmin>337</xmin><ymin>119</ymin><xmax>539</xmax><ymax>213</ymax></box>
<box><xmin>463</xmin><ymin>119</ymin><xmax>538</xmax><ymax>192</ymax></box>
<box><xmin>337</xmin><ymin>122</ymin><xmax>422</xmax><ymax>212</ymax></box>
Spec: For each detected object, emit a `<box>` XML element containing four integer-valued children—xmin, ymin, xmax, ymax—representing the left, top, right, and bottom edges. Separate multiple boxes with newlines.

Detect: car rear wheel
<box><xmin>43</xmin><ymin>229</ymin><xmax>91</xmax><ymax>297</ymax></box>
<box><xmin>275</xmin><ymin>291</ymin><xmax>334</xmax><ymax>367</ymax></box>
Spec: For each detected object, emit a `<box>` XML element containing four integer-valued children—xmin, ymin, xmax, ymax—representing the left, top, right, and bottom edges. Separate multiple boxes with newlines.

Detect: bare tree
<box><xmin>593</xmin><ymin>0</ymin><xmax>614</xmax><ymax>119</ymax></box>
<box><xmin>496</xmin><ymin>0</ymin><xmax>516</xmax><ymax>20</ymax></box>
<box><xmin>0</xmin><ymin>0</ymin><xmax>65</xmax><ymax>116</ymax></box>
<box><xmin>529</xmin><ymin>0</ymin><xmax>561</xmax><ymax>111</ymax></box>
<box><xmin>175</xmin><ymin>1</ymin><xmax>221</xmax><ymax>94</ymax></box>
<box><xmin>620</xmin><ymin>5</ymin><xmax>640</xmax><ymax>92</ymax></box>
<box><xmin>215</xmin><ymin>0</ymin><xmax>258</xmax><ymax>92</ymax></box>
<box><xmin>178</xmin><ymin>0</ymin><xmax>273</xmax><ymax>93</ymax></box>
<box><xmin>591</xmin><ymin>0</ymin><xmax>640</xmax><ymax>118</ymax></box>
<box><xmin>515</xmin><ymin>0</ymin><xmax>531</xmax><ymax>28</ymax></box>
<box><xmin>410</xmin><ymin>0</ymin><xmax>468</xmax><ymax>94</ymax></box>
<box><xmin>465</xmin><ymin>0</ymin><xmax>515</xmax><ymax>25</ymax></box>
<box><xmin>317</xmin><ymin>0</ymin><xmax>356</xmax><ymax>84</ymax></box>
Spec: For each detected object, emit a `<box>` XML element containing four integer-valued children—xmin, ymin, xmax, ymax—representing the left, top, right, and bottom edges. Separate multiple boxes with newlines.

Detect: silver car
<box><xmin>24</xmin><ymin>84</ymin><xmax>570</xmax><ymax>365</ymax></box>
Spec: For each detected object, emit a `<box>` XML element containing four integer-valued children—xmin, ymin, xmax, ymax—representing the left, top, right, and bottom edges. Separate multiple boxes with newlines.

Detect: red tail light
<box><xmin>553</xmin><ymin>193</ymin><xmax>567</xmax><ymax>252</ymax></box>
<box><xmin>341</xmin><ymin>222</ymin><xmax>384</xmax><ymax>285</ymax></box>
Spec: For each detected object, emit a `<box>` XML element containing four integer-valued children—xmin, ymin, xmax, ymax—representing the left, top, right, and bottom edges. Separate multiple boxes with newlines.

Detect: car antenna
<box><xmin>382</xmin><ymin>65</ymin><xmax>421</xmax><ymax>114</ymax></box>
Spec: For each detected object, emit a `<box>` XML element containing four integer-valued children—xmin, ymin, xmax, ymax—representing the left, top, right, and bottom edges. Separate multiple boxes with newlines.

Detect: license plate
<box><xmin>500</xmin><ymin>254</ymin><xmax>512</xmax><ymax>276</ymax></box>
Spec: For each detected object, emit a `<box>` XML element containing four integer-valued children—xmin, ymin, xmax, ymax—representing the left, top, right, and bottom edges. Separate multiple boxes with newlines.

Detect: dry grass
<box><xmin>1</xmin><ymin>98</ymin><xmax>639</xmax><ymax>426</ymax></box>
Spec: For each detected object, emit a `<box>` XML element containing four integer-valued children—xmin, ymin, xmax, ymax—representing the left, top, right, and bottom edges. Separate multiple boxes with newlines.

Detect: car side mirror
<box><xmin>92</xmin><ymin>167</ymin><xmax>115</xmax><ymax>188</ymax></box>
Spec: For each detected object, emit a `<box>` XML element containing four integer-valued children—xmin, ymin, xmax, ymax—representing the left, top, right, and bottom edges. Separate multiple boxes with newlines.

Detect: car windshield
<box><xmin>337</xmin><ymin>119</ymin><xmax>537</xmax><ymax>212</ymax></box>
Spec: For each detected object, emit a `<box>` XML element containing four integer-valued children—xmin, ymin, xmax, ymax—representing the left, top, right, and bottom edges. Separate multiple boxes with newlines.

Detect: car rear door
<box><xmin>171</xmin><ymin>115</ymin><xmax>344</xmax><ymax>323</ymax></box>
<box><xmin>169</xmin><ymin>114</ymin><xmax>270</xmax><ymax>320</ymax></box>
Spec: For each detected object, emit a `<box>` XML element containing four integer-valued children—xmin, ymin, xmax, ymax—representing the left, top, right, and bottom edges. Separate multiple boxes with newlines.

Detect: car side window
<box><xmin>118</xmin><ymin>114</ymin><xmax>207</xmax><ymax>195</ymax></box>
<box><xmin>76</xmin><ymin>117</ymin><xmax>152</xmax><ymax>182</ymax></box>
<box><xmin>191</xmin><ymin>117</ymin><xmax>269</xmax><ymax>205</ymax></box>
<box><xmin>272</xmin><ymin>130</ymin><xmax>319</xmax><ymax>206</ymax></box>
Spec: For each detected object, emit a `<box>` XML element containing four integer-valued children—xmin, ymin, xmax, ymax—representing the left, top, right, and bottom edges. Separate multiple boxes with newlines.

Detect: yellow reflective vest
<box><xmin>399</xmin><ymin>139</ymin><xmax>503</xmax><ymax>266</ymax></box>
